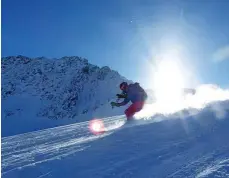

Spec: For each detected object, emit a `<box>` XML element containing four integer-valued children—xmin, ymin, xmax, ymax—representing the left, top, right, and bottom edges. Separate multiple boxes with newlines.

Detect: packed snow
<box><xmin>2</xmin><ymin>101</ymin><xmax>229</xmax><ymax>178</ymax></box>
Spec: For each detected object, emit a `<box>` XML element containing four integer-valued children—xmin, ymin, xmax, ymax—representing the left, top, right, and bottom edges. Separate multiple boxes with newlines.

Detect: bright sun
<box><xmin>136</xmin><ymin>45</ymin><xmax>193</xmax><ymax>118</ymax></box>
<box><xmin>135</xmin><ymin>58</ymin><xmax>186</xmax><ymax>119</ymax></box>
<box><xmin>151</xmin><ymin>51</ymin><xmax>187</xmax><ymax>113</ymax></box>
<box><xmin>154</xmin><ymin>60</ymin><xmax>185</xmax><ymax>102</ymax></box>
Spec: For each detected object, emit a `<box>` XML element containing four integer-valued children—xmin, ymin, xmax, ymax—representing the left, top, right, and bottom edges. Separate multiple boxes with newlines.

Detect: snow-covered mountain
<box><xmin>1</xmin><ymin>55</ymin><xmax>130</xmax><ymax>136</ymax></box>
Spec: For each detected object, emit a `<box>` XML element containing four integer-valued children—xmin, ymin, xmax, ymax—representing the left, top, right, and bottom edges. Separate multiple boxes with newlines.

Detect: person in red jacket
<box><xmin>111</xmin><ymin>82</ymin><xmax>147</xmax><ymax>120</ymax></box>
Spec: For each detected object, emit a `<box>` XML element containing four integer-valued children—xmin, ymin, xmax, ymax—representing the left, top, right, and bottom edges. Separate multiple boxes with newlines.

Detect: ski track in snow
<box><xmin>2</xmin><ymin>109</ymin><xmax>229</xmax><ymax>178</ymax></box>
<box><xmin>1</xmin><ymin>115</ymin><xmax>149</xmax><ymax>176</ymax></box>
<box><xmin>1</xmin><ymin>116</ymin><xmax>125</xmax><ymax>176</ymax></box>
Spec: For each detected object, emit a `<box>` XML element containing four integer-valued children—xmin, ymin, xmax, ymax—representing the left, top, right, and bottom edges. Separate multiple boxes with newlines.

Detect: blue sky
<box><xmin>2</xmin><ymin>0</ymin><xmax>229</xmax><ymax>88</ymax></box>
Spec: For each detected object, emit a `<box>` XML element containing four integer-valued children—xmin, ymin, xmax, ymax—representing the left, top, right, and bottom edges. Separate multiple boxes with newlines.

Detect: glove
<box><xmin>116</xmin><ymin>94</ymin><xmax>127</xmax><ymax>99</ymax></box>
<box><xmin>110</xmin><ymin>102</ymin><xmax>119</xmax><ymax>107</ymax></box>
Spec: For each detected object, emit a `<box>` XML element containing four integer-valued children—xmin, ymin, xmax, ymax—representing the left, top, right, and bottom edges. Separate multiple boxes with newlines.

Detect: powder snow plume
<box><xmin>135</xmin><ymin>84</ymin><xmax>229</xmax><ymax>119</ymax></box>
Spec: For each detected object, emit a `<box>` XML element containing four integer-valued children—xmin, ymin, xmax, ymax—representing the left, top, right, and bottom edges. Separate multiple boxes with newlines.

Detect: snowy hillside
<box><xmin>2</xmin><ymin>100</ymin><xmax>229</xmax><ymax>178</ymax></box>
<box><xmin>1</xmin><ymin>56</ymin><xmax>130</xmax><ymax>136</ymax></box>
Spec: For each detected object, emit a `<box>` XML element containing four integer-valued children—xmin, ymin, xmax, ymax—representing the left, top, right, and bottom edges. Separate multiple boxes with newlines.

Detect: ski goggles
<box><xmin>120</xmin><ymin>84</ymin><xmax>126</xmax><ymax>90</ymax></box>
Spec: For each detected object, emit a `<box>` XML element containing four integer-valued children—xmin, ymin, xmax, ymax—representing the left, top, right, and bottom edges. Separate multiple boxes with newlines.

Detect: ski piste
<box><xmin>2</xmin><ymin>101</ymin><xmax>229</xmax><ymax>177</ymax></box>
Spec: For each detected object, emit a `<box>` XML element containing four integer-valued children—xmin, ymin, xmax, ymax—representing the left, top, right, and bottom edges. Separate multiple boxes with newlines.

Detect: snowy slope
<box><xmin>2</xmin><ymin>100</ymin><xmax>229</xmax><ymax>178</ymax></box>
<box><xmin>1</xmin><ymin>56</ymin><xmax>130</xmax><ymax>136</ymax></box>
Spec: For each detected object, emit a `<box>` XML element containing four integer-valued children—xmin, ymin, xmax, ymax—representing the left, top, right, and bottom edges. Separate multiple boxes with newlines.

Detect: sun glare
<box><xmin>152</xmin><ymin>58</ymin><xmax>186</xmax><ymax>112</ymax></box>
<box><xmin>135</xmin><ymin>39</ymin><xmax>229</xmax><ymax>120</ymax></box>
<box><xmin>154</xmin><ymin>60</ymin><xmax>184</xmax><ymax>101</ymax></box>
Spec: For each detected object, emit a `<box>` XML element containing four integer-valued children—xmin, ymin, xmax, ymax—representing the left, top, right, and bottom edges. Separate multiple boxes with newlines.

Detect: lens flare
<box><xmin>89</xmin><ymin>119</ymin><xmax>105</xmax><ymax>134</ymax></box>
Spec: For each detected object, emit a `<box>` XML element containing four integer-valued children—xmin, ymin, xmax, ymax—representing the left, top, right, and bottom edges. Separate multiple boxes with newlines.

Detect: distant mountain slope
<box><xmin>1</xmin><ymin>55</ymin><xmax>130</xmax><ymax>136</ymax></box>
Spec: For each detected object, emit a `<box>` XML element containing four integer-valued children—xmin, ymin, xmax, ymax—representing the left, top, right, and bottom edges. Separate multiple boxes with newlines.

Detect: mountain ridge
<box><xmin>1</xmin><ymin>55</ymin><xmax>130</xmax><ymax>136</ymax></box>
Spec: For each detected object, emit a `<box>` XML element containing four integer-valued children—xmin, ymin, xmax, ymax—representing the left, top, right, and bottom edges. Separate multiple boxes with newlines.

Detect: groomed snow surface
<box><xmin>2</xmin><ymin>101</ymin><xmax>229</xmax><ymax>178</ymax></box>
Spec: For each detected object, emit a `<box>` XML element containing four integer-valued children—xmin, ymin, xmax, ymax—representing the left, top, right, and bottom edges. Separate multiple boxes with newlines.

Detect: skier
<box><xmin>110</xmin><ymin>82</ymin><xmax>147</xmax><ymax>120</ymax></box>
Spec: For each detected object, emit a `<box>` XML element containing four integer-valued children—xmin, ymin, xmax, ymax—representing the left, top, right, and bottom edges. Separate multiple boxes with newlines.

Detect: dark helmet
<box><xmin>119</xmin><ymin>82</ymin><xmax>128</xmax><ymax>90</ymax></box>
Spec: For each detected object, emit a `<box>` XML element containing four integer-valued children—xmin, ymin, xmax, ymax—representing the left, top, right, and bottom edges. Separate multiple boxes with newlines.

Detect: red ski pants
<box><xmin>125</xmin><ymin>102</ymin><xmax>144</xmax><ymax>119</ymax></box>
